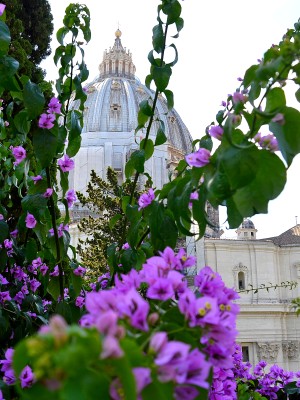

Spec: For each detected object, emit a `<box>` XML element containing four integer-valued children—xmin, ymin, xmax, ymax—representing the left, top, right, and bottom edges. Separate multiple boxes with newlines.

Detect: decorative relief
<box><xmin>257</xmin><ymin>343</ymin><xmax>279</xmax><ymax>361</ymax></box>
<box><xmin>282</xmin><ymin>341</ymin><xmax>300</xmax><ymax>359</ymax></box>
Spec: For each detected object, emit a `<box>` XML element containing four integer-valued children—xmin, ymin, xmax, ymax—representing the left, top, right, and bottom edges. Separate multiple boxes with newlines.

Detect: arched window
<box><xmin>238</xmin><ymin>271</ymin><xmax>245</xmax><ymax>290</ymax></box>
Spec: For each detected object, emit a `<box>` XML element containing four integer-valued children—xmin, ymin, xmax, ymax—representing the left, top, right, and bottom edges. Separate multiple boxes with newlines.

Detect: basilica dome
<box><xmin>68</xmin><ymin>30</ymin><xmax>193</xmax><ymax>194</ymax></box>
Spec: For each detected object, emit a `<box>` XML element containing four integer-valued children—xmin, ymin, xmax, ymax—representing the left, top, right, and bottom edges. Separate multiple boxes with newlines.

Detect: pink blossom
<box><xmin>58</xmin><ymin>154</ymin><xmax>75</xmax><ymax>172</ymax></box>
<box><xmin>11</xmin><ymin>146</ymin><xmax>26</xmax><ymax>165</ymax></box>
<box><xmin>10</xmin><ymin>229</ymin><xmax>18</xmax><ymax>238</ymax></box>
<box><xmin>122</xmin><ymin>242</ymin><xmax>130</xmax><ymax>250</ymax></box>
<box><xmin>43</xmin><ymin>188</ymin><xmax>53</xmax><ymax>198</ymax></box>
<box><xmin>73</xmin><ymin>266</ymin><xmax>86</xmax><ymax>277</ymax></box>
<box><xmin>38</xmin><ymin>113</ymin><xmax>55</xmax><ymax>129</ymax></box>
<box><xmin>50</xmin><ymin>265</ymin><xmax>59</xmax><ymax>277</ymax></box>
<box><xmin>185</xmin><ymin>148</ymin><xmax>210</xmax><ymax>168</ymax></box>
<box><xmin>0</xmin><ymin>214</ymin><xmax>3</xmax><ymax>220</ymax></box>
<box><xmin>75</xmin><ymin>296</ymin><xmax>85</xmax><ymax>308</ymax></box>
<box><xmin>0</xmin><ymin>4</ymin><xmax>5</xmax><ymax>16</ymax></box>
<box><xmin>232</xmin><ymin>92</ymin><xmax>247</xmax><ymax>104</ymax></box>
<box><xmin>32</xmin><ymin>175</ymin><xmax>43</xmax><ymax>184</ymax></box>
<box><xmin>20</xmin><ymin>365</ymin><xmax>35</xmax><ymax>388</ymax></box>
<box><xmin>25</xmin><ymin>213</ymin><xmax>37</xmax><ymax>229</ymax></box>
<box><xmin>138</xmin><ymin>188</ymin><xmax>155</xmax><ymax>210</ymax></box>
<box><xmin>47</xmin><ymin>97</ymin><xmax>62</xmax><ymax>114</ymax></box>
<box><xmin>65</xmin><ymin>189</ymin><xmax>77</xmax><ymax>207</ymax></box>
<box><xmin>209</xmin><ymin>125</ymin><xmax>223</xmax><ymax>140</ymax></box>
<box><xmin>101</xmin><ymin>335</ymin><xmax>124</xmax><ymax>359</ymax></box>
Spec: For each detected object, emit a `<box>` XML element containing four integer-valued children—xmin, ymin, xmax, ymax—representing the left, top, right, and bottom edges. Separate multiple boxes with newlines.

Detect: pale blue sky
<box><xmin>42</xmin><ymin>0</ymin><xmax>300</xmax><ymax>239</ymax></box>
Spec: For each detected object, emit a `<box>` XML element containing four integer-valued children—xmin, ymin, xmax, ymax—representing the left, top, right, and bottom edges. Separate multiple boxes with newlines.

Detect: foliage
<box><xmin>4</xmin><ymin>0</ymin><xmax>54</xmax><ymax>84</ymax></box>
<box><xmin>76</xmin><ymin>167</ymin><xmax>138</xmax><ymax>280</ymax></box>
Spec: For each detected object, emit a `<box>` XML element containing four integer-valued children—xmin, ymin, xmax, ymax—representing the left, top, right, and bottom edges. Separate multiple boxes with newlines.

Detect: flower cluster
<box><xmin>0</xmin><ymin>349</ymin><xmax>34</xmax><ymax>389</ymax></box>
<box><xmin>208</xmin><ymin>344</ymin><xmax>300</xmax><ymax>399</ymax></box>
<box><xmin>38</xmin><ymin>97</ymin><xmax>62</xmax><ymax>129</ymax></box>
<box><xmin>254</xmin><ymin>132</ymin><xmax>279</xmax><ymax>152</ymax></box>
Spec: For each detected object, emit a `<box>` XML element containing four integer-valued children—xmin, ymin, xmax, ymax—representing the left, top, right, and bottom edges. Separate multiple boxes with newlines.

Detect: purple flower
<box><xmin>122</xmin><ymin>242</ymin><xmax>130</xmax><ymax>250</ymax></box>
<box><xmin>147</xmin><ymin>277</ymin><xmax>174</xmax><ymax>301</ymax></box>
<box><xmin>189</xmin><ymin>191</ymin><xmax>199</xmax><ymax>207</ymax></box>
<box><xmin>65</xmin><ymin>189</ymin><xmax>77</xmax><ymax>207</ymax></box>
<box><xmin>185</xmin><ymin>148</ymin><xmax>210</xmax><ymax>168</ymax></box>
<box><xmin>10</xmin><ymin>229</ymin><xmax>18</xmax><ymax>238</ymax></box>
<box><xmin>174</xmin><ymin>386</ymin><xmax>199</xmax><ymax>400</ymax></box>
<box><xmin>32</xmin><ymin>175</ymin><xmax>42</xmax><ymax>184</ymax></box>
<box><xmin>49</xmin><ymin>223</ymin><xmax>69</xmax><ymax>238</ymax></box>
<box><xmin>0</xmin><ymin>274</ymin><xmax>9</xmax><ymax>284</ymax></box>
<box><xmin>25</xmin><ymin>213</ymin><xmax>37</xmax><ymax>229</ymax></box>
<box><xmin>20</xmin><ymin>365</ymin><xmax>35</xmax><ymax>388</ymax></box>
<box><xmin>58</xmin><ymin>154</ymin><xmax>75</xmax><ymax>172</ymax></box>
<box><xmin>40</xmin><ymin>263</ymin><xmax>49</xmax><ymax>276</ymax></box>
<box><xmin>43</xmin><ymin>188</ymin><xmax>53</xmax><ymax>198</ymax></box>
<box><xmin>232</xmin><ymin>91</ymin><xmax>247</xmax><ymax>104</ymax></box>
<box><xmin>209</xmin><ymin>125</ymin><xmax>223</xmax><ymax>140</ymax></box>
<box><xmin>75</xmin><ymin>296</ymin><xmax>85</xmax><ymax>308</ymax></box>
<box><xmin>138</xmin><ymin>188</ymin><xmax>155</xmax><ymax>211</ymax></box>
<box><xmin>50</xmin><ymin>265</ymin><xmax>59</xmax><ymax>277</ymax></box>
<box><xmin>100</xmin><ymin>335</ymin><xmax>124</xmax><ymax>359</ymax></box>
<box><xmin>11</xmin><ymin>146</ymin><xmax>26</xmax><ymax>165</ymax></box>
<box><xmin>73</xmin><ymin>266</ymin><xmax>86</xmax><ymax>277</ymax></box>
<box><xmin>38</xmin><ymin>113</ymin><xmax>55</xmax><ymax>129</ymax></box>
<box><xmin>47</xmin><ymin>97</ymin><xmax>62</xmax><ymax>114</ymax></box>
<box><xmin>0</xmin><ymin>4</ymin><xmax>6</xmax><ymax>16</ymax></box>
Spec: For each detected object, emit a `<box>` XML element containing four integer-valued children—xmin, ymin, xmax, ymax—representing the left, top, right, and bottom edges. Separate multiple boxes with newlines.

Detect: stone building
<box><xmin>205</xmin><ymin>219</ymin><xmax>300</xmax><ymax>371</ymax></box>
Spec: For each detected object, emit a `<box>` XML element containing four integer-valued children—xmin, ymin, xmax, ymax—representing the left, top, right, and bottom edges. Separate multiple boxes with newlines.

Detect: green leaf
<box><xmin>163</xmin><ymin>89</ymin><xmax>174</xmax><ymax>110</ymax></box>
<box><xmin>162</xmin><ymin>0</ymin><xmax>181</xmax><ymax>24</ymax></box>
<box><xmin>14</xmin><ymin>110</ymin><xmax>31</xmax><ymax>134</ymax></box>
<box><xmin>269</xmin><ymin>106</ymin><xmax>300</xmax><ymax>166</ymax></box>
<box><xmin>155</xmin><ymin>120</ymin><xmax>167</xmax><ymax>146</ymax></box>
<box><xmin>23</xmin><ymin>80</ymin><xmax>45</xmax><ymax>119</ymax></box>
<box><xmin>226</xmin><ymin>197</ymin><xmax>244</xmax><ymax>228</ymax></box>
<box><xmin>295</xmin><ymin>88</ymin><xmax>300</xmax><ymax>103</ymax></box>
<box><xmin>66</xmin><ymin>110</ymin><xmax>82</xmax><ymax>157</ymax></box>
<box><xmin>233</xmin><ymin>150</ymin><xmax>286</xmax><ymax>216</ymax></box>
<box><xmin>152</xmin><ymin>23</ymin><xmax>164</xmax><ymax>53</ymax></box>
<box><xmin>0</xmin><ymin>220</ymin><xmax>9</xmax><ymax>243</ymax></box>
<box><xmin>33</xmin><ymin>128</ymin><xmax>58</xmax><ymax>168</ymax></box>
<box><xmin>140</xmin><ymin>139</ymin><xmax>154</xmax><ymax>160</ymax></box>
<box><xmin>0</xmin><ymin>21</ymin><xmax>10</xmax><ymax>56</ymax></box>
<box><xmin>25</xmin><ymin>238</ymin><xmax>38</xmax><ymax>263</ymax></box>
<box><xmin>131</xmin><ymin>150</ymin><xmax>145</xmax><ymax>173</ymax></box>
<box><xmin>142</xmin><ymin>380</ymin><xmax>174</xmax><ymax>400</ymax></box>
<box><xmin>21</xmin><ymin>194</ymin><xmax>48</xmax><ymax>218</ymax></box>
<box><xmin>56</xmin><ymin>27</ymin><xmax>69</xmax><ymax>45</ymax></box>
<box><xmin>243</xmin><ymin>64</ymin><xmax>259</xmax><ymax>88</ymax></box>
<box><xmin>220</xmin><ymin>145</ymin><xmax>258</xmax><ymax>190</ymax></box>
<box><xmin>265</xmin><ymin>87</ymin><xmax>286</xmax><ymax>113</ymax></box>
<box><xmin>0</xmin><ymin>56</ymin><xmax>19</xmax><ymax>89</ymax></box>
<box><xmin>151</xmin><ymin>65</ymin><xmax>172</xmax><ymax>92</ymax></box>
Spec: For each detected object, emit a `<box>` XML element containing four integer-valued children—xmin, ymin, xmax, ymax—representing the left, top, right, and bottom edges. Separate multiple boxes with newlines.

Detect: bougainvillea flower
<box><xmin>38</xmin><ymin>113</ymin><xmax>55</xmax><ymax>129</ymax></box>
<box><xmin>47</xmin><ymin>97</ymin><xmax>62</xmax><ymax>114</ymax></box>
<box><xmin>138</xmin><ymin>188</ymin><xmax>155</xmax><ymax>210</ymax></box>
<box><xmin>0</xmin><ymin>4</ymin><xmax>6</xmax><ymax>16</ymax></box>
<box><xmin>208</xmin><ymin>125</ymin><xmax>224</xmax><ymax>140</ymax></box>
<box><xmin>185</xmin><ymin>148</ymin><xmax>210</xmax><ymax>168</ymax></box>
<box><xmin>11</xmin><ymin>146</ymin><xmax>26</xmax><ymax>165</ymax></box>
<box><xmin>25</xmin><ymin>213</ymin><xmax>37</xmax><ymax>229</ymax></box>
<box><xmin>57</xmin><ymin>154</ymin><xmax>75</xmax><ymax>172</ymax></box>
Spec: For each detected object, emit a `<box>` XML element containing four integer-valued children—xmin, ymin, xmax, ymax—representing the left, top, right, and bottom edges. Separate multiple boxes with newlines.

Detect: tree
<box><xmin>77</xmin><ymin>168</ymin><xmax>138</xmax><ymax>280</ymax></box>
<box><xmin>4</xmin><ymin>0</ymin><xmax>54</xmax><ymax>83</ymax></box>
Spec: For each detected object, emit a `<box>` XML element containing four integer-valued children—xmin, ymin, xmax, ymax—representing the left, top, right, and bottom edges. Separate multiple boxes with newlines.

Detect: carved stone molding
<box><xmin>282</xmin><ymin>341</ymin><xmax>300</xmax><ymax>359</ymax></box>
<box><xmin>257</xmin><ymin>342</ymin><xmax>279</xmax><ymax>361</ymax></box>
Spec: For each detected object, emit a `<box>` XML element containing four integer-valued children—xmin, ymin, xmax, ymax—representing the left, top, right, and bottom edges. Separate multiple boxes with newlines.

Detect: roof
<box><xmin>260</xmin><ymin>225</ymin><xmax>300</xmax><ymax>246</ymax></box>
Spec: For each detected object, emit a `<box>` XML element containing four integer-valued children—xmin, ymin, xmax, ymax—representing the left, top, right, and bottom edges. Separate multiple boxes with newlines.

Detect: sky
<box><xmin>42</xmin><ymin>0</ymin><xmax>300</xmax><ymax>239</ymax></box>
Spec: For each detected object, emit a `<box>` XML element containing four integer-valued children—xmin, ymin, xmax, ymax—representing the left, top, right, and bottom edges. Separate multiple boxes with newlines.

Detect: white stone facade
<box><xmin>203</xmin><ymin>229</ymin><xmax>300</xmax><ymax>371</ymax></box>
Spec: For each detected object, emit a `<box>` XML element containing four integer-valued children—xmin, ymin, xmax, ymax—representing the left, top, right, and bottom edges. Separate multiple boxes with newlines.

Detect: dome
<box><xmin>241</xmin><ymin>219</ymin><xmax>255</xmax><ymax>229</ymax></box>
<box><xmin>68</xmin><ymin>31</ymin><xmax>193</xmax><ymax>194</ymax></box>
<box><xmin>71</xmin><ymin>33</ymin><xmax>192</xmax><ymax>154</ymax></box>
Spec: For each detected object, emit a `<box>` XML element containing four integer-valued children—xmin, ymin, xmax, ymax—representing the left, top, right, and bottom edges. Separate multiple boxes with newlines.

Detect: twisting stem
<box><xmin>46</xmin><ymin>166</ymin><xmax>64</xmax><ymax>300</ymax></box>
